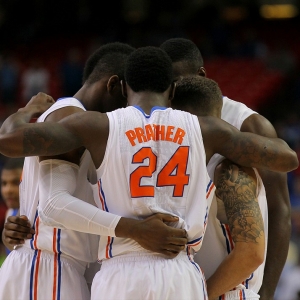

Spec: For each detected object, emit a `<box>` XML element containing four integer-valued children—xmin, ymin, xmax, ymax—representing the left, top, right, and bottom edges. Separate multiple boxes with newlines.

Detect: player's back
<box><xmin>92</xmin><ymin>105</ymin><xmax>215</xmax><ymax>261</ymax></box>
<box><xmin>20</xmin><ymin>98</ymin><xmax>99</xmax><ymax>264</ymax></box>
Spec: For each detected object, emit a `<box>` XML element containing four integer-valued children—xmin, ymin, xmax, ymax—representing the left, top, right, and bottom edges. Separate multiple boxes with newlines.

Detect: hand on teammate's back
<box><xmin>130</xmin><ymin>213</ymin><xmax>187</xmax><ymax>258</ymax></box>
<box><xmin>3</xmin><ymin>215</ymin><xmax>35</xmax><ymax>247</ymax></box>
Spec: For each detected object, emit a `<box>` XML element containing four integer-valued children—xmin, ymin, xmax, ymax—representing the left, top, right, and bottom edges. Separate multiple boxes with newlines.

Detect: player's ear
<box><xmin>198</xmin><ymin>67</ymin><xmax>206</xmax><ymax>77</ymax></box>
<box><xmin>169</xmin><ymin>82</ymin><xmax>176</xmax><ymax>101</ymax></box>
<box><xmin>120</xmin><ymin>80</ymin><xmax>128</xmax><ymax>98</ymax></box>
<box><xmin>107</xmin><ymin>75</ymin><xmax>120</xmax><ymax>94</ymax></box>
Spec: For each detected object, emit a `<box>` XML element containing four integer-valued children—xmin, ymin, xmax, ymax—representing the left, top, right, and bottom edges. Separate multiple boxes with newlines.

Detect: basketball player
<box><xmin>172</xmin><ymin>75</ymin><xmax>267</xmax><ymax>299</ymax></box>
<box><xmin>160</xmin><ymin>37</ymin><xmax>291</xmax><ymax>300</ymax></box>
<box><xmin>0</xmin><ymin>158</ymin><xmax>24</xmax><ymax>255</ymax></box>
<box><xmin>0</xmin><ymin>47</ymin><xmax>297</xmax><ymax>299</ymax></box>
<box><xmin>0</xmin><ymin>43</ymin><xmax>188</xmax><ymax>300</ymax></box>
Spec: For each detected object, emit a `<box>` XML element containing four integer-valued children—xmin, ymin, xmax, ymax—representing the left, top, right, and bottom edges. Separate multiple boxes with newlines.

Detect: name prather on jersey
<box><xmin>125</xmin><ymin>124</ymin><xmax>186</xmax><ymax>146</ymax></box>
<box><xmin>124</xmin><ymin>123</ymin><xmax>189</xmax><ymax>199</ymax></box>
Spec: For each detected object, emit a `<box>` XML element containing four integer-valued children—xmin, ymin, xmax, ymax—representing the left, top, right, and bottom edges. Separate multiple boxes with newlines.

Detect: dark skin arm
<box><xmin>207</xmin><ymin>160</ymin><xmax>265</xmax><ymax>299</ymax></box>
<box><xmin>241</xmin><ymin>113</ymin><xmax>291</xmax><ymax>300</ymax></box>
<box><xmin>199</xmin><ymin>116</ymin><xmax>298</xmax><ymax>173</ymax></box>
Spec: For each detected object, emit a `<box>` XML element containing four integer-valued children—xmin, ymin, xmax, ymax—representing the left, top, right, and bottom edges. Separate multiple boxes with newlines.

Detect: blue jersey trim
<box><xmin>56</xmin><ymin>97</ymin><xmax>70</xmax><ymax>101</ymax></box>
<box><xmin>133</xmin><ymin>105</ymin><xmax>167</xmax><ymax>118</ymax></box>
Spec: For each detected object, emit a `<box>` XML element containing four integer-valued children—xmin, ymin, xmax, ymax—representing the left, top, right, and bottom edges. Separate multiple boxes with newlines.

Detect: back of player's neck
<box><xmin>128</xmin><ymin>94</ymin><xmax>168</xmax><ymax>114</ymax></box>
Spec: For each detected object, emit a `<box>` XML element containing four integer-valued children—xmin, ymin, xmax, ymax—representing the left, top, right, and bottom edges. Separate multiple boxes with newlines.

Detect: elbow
<box><xmin>0</xmin><ymin>137</ymin><xmax>22</xmax><ymax>158</ymax></box>
<box><xmin>241</xmin><ymin>250</ymin><xmax>265</xmax><ymax>277</ymax></box>
<box><xmin>291</xmin><ymin>151</ymin><xmax>299</xmax><ymax>170</ymax></box>
<box><xmin>236</xmin><ymin>242</ymin><xmax>265</xmax><ymax>273</ymax></box>
<box><xmin>249</xmin><ymin>250</ymin><xmax>265</xmax><ymax>268</ymax></box>
<box><xmin>243</xmin><ymin>246</ymin><xmax>265</xmax><ymax>272</ymax></box>
<box><xmin>38</xmin><ymin>204</ymin><xmax>58</xmax><ymax>228</ymax></box>
<box><xmin>38</xmin><ymin>207</ymin><xmax>52</xmax><ymax>226</ymax></box>
<box><xmin>37</xmin><ymin>200</ymin><xmax>65</xmax><ymax>229</ymax></box>
<box><xmin>284</xmin><ymin>150</ymin><xmax>299</xmax><ymax>172</ymax></box>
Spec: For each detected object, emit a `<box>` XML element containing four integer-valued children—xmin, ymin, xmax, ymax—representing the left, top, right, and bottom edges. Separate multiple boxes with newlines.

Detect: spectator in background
<box><xmin>0</xmin><ymin>158</ymin><xmax>24</xmax><ymax>255</ymax></box>
<box><xmin>60</xmin><ymin>48</ymin><xmax>84</xmax><ymax>96</ymax></box>
<box><xmin>0</xmin><ymin>54</ymin><xmax>19</xmax><ymax>114</ymax></box>
<box><xmin>21</xmin><ymin>59</ymin><xmax>49</xmax><ymax>104</ymax></box>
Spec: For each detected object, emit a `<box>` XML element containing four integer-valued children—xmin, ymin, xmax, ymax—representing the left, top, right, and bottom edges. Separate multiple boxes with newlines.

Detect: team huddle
<box><xmin>0</xmin><ymin>39</ymin><xmax>298</xmax><ymax>300</ymax></box>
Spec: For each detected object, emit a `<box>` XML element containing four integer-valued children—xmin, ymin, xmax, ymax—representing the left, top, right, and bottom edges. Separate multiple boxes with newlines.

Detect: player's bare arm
<box><xmin>199</xmin><ymin>116</ymin><xmax>298</xmax><ymax>172</ymax></box>
<box><xmin>206</xmin><ymin>160</ymin><xmax>265</xmax><ymax>299</ymax></box>
<box><xmin>40</xmin><ymin>104</ymin><xmax>87</xmax><ymax>164</ymax></box>
<box><xmin>0</xmin><ymin>104</ymin><xmax>94</xmax><ymax>159</ymax></box>
<box><xmin>216</xmin><ymin>162</ymin><xmax>264</xmax><ymax>244</ymax></box>
<box><xmin>241</xmin><ymin>113</ymin><xmax>291</xmax><ymax>300</ymax></box>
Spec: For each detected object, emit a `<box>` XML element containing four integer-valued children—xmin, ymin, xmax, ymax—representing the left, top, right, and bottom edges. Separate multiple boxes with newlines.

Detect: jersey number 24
<box><xmin>130</xmin><ymin>146</ymin><xmax>190</xmax><ymax>198</ymax></box>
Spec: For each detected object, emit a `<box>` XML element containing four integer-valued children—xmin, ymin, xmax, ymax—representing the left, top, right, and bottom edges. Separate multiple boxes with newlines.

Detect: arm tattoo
<box><xmin>227</xmin><ymin>137</ymin><xmax>276</xmax><ymax>169</ymax></box>
<box><xmin>215</xmin><ymin>164</ymin><xmax>264</xmax><ymax>244</ymax></box>
<box><xmin>23</xmin><ymin>127</ymin><xmax>75</xmax><ymax>156</ymax></box>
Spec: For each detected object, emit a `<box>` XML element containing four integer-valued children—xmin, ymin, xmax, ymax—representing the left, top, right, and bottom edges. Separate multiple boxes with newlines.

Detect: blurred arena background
<box><xmin>0</xmin><ymin>0</ymin><xmax>299</xmax><ymax>297</ymax></box>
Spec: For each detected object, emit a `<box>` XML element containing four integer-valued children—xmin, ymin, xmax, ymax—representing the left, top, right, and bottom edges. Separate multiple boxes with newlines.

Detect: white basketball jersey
<box><xmin>20</xmin><ymin>97</ymin><xmax>99</xmax><ymax>263</ymax></box>
<box><xmin>195</xmin><ymin>97</ymin><xmax>267</xmax><ymax>297</ymax></box>
<box><xmin>91</xmin><ymin>106</ymin><xmax>215</xmax><ymax>261</ymax></box>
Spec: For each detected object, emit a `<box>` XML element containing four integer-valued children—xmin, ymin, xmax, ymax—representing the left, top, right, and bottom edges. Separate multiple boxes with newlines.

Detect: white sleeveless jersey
<box><xmin>195</xmin><ymin>97</ymin><xmax>268</xmax><ymax>297</ymax></box>
<box><xmin>20</xmin><ymin>97</ymin><xmax>99</xmax><ymax>264</ymax></box>
<box><xmin>91</xmin><ymin>106</ymin><xmax>215</xmax><ymax>261</ymax></box>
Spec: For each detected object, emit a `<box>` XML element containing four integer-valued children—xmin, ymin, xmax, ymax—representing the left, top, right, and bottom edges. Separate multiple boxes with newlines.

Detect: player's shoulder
<box><xmin>221</xmin><ymin>96</ymin><xmax>257</xmax><ymax>128</ymax></box>
<box><xmin>222</xmin><ymin>96</ymin><xmax>249</xmax><ymax>110</ymax></box>
<box><xmin>39</xmin><ymin>97</ymin><xmax>86</xmax><ymax>123</ymax></box>
<box><xmin>51</xmin><ymin>97</ymin><xmax>86</xmax><ymax>110</ymax></box>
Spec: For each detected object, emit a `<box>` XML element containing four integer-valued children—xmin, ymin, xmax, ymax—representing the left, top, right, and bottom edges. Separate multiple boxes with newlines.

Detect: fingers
<box><xmin>157</xmin><ymin>213</ymin><xmax>179</xmax><ymax>223</ymax></box>
<box><xmin>166</xmin><ymin>236</ymin><xmax>187</xmax><ymax>246</ymax></box>
<box><xmin>46</xmin><ymin>95</ymin><xmax>55</xmax><ymax>104</ymax></box>
<box><xmin>19</xmin><ymin>215</ymin><xmax>29</xmax><ymax>222</ymax></box>
<box><xmin>4</xmin><ymin>228</ymin><xmax>33</xmax><ymax>240</ymax></box>
<box><xmin>4</xmin><ymin>223</ymin><xmax>34</xmax><ymax>236</ymax></box>
<box><xmin>3</xmin><ymin>231</ymin><xmax>26</xmax><ymax>246</ymax></box>
<box><xmin>35</xmin><ymin>92</ymin><xmax>54</xmax><ymax>102</ymax></box>
<box><xmin>4</xmin><ymin>216</ymin><xmax>35</xmax><ymax>239</ymax></box>
<box><xmin>26</xmin><ymin>92</ymin><xmax>55</xmax><ymax>108</ymax></box>
<box><xmin>167</xmin><ymin>227</ymin><xmax>187</xmax><ymax>238</ymax></box>
<box><xmin>6</xmin><ymin>215</ymin><xmax>31</xmax><ymax>229</ymax></box>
